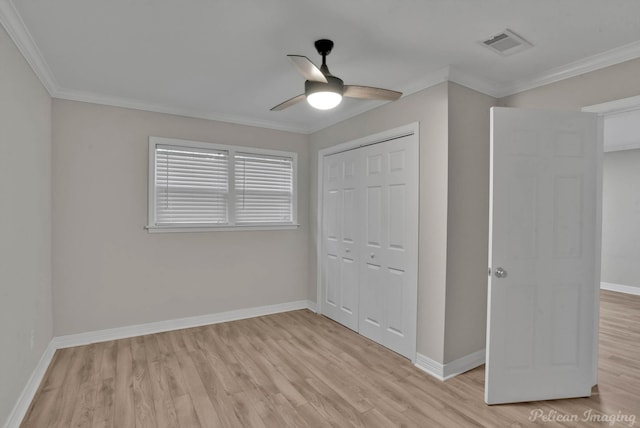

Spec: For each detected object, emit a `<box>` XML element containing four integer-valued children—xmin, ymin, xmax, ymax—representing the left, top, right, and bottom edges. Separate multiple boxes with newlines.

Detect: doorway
<box><xmin>584</xmin><ymin>96</ymin><xmax>640</xmax><ymax>297</ymax></box>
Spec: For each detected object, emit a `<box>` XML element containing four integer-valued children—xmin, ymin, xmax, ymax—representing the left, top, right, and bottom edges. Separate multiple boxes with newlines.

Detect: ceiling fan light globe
<box><xmin>307</xmin><ymin>91</ymin><xmax>342</xmax><ymax>110</ymax></box>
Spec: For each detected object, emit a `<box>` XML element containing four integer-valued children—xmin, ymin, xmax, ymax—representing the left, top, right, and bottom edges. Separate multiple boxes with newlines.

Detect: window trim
<box><xmin>147</xmin><ymin>136</ymin><xmax>298</xmax><ymax>232</ymax></box>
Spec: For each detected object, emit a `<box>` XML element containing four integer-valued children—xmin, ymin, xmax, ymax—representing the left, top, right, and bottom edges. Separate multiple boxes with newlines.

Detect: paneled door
<box><xmin>485</xmin><ymin>107</ymin><xmax>601</xmax><ymax>404</ymax></box>
<box><xmin>322</xmin><ymin>149</ymin><xmax>362</xmax><ymax>331</ymax></box>
<box><xmin>358</xmin><ymin>137</ymin><xmax>419</xmax><ymax>359</ymax></box>
<box><xmin>321</xmin><ymin>131</ymin><xmax>418</xmax><ymax>360</ymax></box>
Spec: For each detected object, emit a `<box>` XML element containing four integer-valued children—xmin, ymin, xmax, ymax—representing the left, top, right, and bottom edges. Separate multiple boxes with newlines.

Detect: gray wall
<box><xmin>52</xmin><ymin>100</ymin><xmax>310</xmax><ymax>335</ymax></box>
<box><xmin>309</xmin><ymin>82</ymin><xmax>496</xmax><ymax>364</ymax></box>
<box><xmin>601</xmin><ymin>149</ymin><xmax>640</xmax><ymax>289</ymax></box>
<box><xmin>0</xmin><ymin>24</ymin><xmax>53</xmax><ymax>424</ymax></box>
<box><xmin>444</xmin><ymin>83</ymin><xmax>495</xmax><ymax>361</ymax></box>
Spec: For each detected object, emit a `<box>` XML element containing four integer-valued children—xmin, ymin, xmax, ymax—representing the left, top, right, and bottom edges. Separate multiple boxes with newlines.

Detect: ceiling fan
<box><xmin>271</xmin><ymin>39</ymin><xmax>403</xmax><ymax>111</ymax></box>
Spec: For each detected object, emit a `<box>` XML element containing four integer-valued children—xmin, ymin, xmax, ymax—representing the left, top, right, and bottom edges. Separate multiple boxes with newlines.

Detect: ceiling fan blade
<box><xmin>343</xmin><ymin>85</ymin><xmax>402</xmax><ymax>101</ymax></box>
<box><xmin>270</xmin><ymin>94</ymin><xmax>306</xmax><ymax>111</ymax></box>
<box><xmin>287</xmin><ymin>55</ymin><xmax>328</xmax><ymax>83</ymax></box>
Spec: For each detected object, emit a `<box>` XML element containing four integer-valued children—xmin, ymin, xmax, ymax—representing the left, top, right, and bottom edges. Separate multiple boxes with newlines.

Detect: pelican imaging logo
<box><xmin>529</xmin><ymin>409</ymin><xmax>636</xmax><ymax>426</ymax></box>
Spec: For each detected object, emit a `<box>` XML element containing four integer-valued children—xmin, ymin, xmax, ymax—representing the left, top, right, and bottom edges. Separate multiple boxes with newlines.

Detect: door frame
<box><xmin>316</xmin><ymin>122</ymin><xmax>420</xmax><ymax>360</ymax></box>
<box><xmin>582</xmin><ymin>94</ymin><xmax>640</xmax><ymax>385</ymax></box>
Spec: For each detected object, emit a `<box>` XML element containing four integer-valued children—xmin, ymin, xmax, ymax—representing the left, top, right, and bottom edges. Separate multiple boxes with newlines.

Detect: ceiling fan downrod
<box><xmin>315</xmin><ymin>39</ymin><xmax>334</xmax><ymax>76</ymax></box>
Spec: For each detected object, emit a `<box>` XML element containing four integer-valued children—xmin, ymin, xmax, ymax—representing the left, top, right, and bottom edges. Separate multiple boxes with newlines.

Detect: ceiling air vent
<box><xmin>481</xmin><ymin>29</ymin><xmax>532</xmax><ymax>56</ymax></box>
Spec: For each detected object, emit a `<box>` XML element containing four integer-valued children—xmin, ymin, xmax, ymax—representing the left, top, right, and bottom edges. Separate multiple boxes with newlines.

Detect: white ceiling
<box><xmin>3</xmin><ymin>0</ymin><xmax>640</xmax><ymax>133</ymax></box>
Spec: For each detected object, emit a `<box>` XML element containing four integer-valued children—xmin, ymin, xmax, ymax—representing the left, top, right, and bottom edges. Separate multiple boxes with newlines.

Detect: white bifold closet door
<box><xmin>323</xmin><ymin>148</ymin><xmax>361</xmax><ymax>331</ymax></box>
<box><xmin>322</xmin><ymin>134</ymin><xmax>418</xmax><ymax>360</ymax></box>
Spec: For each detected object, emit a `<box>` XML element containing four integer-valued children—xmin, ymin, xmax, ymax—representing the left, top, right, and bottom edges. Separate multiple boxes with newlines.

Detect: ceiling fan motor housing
<box><xmin>314</xmin><ymin>39</ymin><xmax>334</xmax><ymax>56</ymax></box>
<box><xmin>305</xmin><ymin>75</ymin><xmax>344</xmax><ymax>97</ymax></box>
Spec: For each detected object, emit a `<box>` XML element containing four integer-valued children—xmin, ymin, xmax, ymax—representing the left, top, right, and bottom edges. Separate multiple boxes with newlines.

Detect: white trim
<box><xmin>308</xmin><ymin>101</ymin><xmax>393</xmax><ymax>135</ymax></box>
<box><xmin>0</xmin><ymin>0</ymin><xmax>58</xmax><ymax>96</ymax></box>
<box><xmin>50</xmin><ymin>47</ymin><xmax>640</xmax><ymax>132</ymax></box>
<box><xmin>583</xmin><ymin>94</ymin><xmax>640</xmax><ymax>115</ymax></box>
<box><xmin>3</xmin><ymin>0</ymin><xmax>640</xmax><ymax>133</ymax></box>
<box><xmin>52</xmin><ymin>300</ymin><xmax>313</xmax><ymax>349</ymax></box>
<box><xmin>399</xmin><ymin>66</ymin><xmax>502</xmax><ymax>100</ymax></box>
<box><xmin>447</xmin><ymin>67</ymin><xmax>503</xmax><ymax>98</ymax></box>
<box><xmin>318</xmin><ymin>122</ymin><xmax>420</xmax><ymax>158</ymax></box>
<box><xmin>444</xmin><ymin>348</ymin><xmax>487</xmax><ymax>379</ymax></box>
<box><xmin>3</xmin><ymin>341</ymin><xmax>56</xmax><ymax>428</ymax></box>
<box><xmin>316</xmin><ymin>123</ymin><xmax>420</xmax><ymax>317</ymax></box>
<box><xmin>414</xmin><ymin>353</ymin><xmax>446</xmax><ymax>381</ymax></box>
<box><xmin>306</xmin><ymin>68</ymin><xmax>450</xmax><ymax>134</ymax></box>
<box><xmin>398</xmin><ymin>66</ymin><xmax>451</xmax><ymax>97</ymax></box>
<box><xmin>593</xmin><ymin>115</ymin><xmax>604</xmax><ymax>387</ymax></box>
<box><xmin>601</xmin><ymin>281</ymin><xmax>640</xmax><ymax>296</ymax></box>
<box><xmin>50</xmin><ymin>44</ymin><xmax>640</xmax><ymax>130</ymax></box>
<box><xmin>306</xmin><ymin>300</ymin><xmax>318</xmax><ymax>313</ymax></box>
<box><xmin>306</xmin><ymin>66</ymin><xmax>502</xmax><ymax>134</ymax></box>
<box><xmin>54</xmin><ymin>87</ymin><xmax>311</xmax><ymax>134</ymax></box>
<box><xmin>500</xmin><ymin>40</ymin><xmax>640</xmax><ymax>97</ymax></box>
<box><xmin>414</xmin><ymin>349</ymin><xmax>486</xmax><ymax>381</ymax></box>
<box><xmin>602</xmin><ymin>142</ymin><xmax>640</xmax><ymax>153</ymax></box>
<box><xmin>146</xmin><ymin>224</ymin><xmax>299</xmax><ymax>233</ymax></box>
<box><xmin>583</xmin><ymin>96</ymin><xmax>640</xmax><ymax>152</ymax></box>
<box><xmin>148</xmin><ymin>136</ymin><xmax>298</xmax><ymax>231</ymax></box>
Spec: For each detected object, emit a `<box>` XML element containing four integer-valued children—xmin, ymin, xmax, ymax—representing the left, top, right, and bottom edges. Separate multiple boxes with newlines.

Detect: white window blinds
<box><xmin>234</xmin><ymin>152</ymin><xmax>294</xmax><ymax>224</ymax></box>
<box><xmin>155</xmin><ymin>145</ymin><xmax>229</xmax><ymax>225</ymax></box>
<box><xmin>149</xmin><ymin>137</ymin><xmax>297</xmax><ymax>230</ymax></box>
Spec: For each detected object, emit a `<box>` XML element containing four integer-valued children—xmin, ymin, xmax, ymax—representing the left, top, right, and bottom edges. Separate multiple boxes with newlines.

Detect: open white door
<box><xmin>485</xmin><ymin>107</ymin><xmax>602</xmax><ymax>404</ymax></box>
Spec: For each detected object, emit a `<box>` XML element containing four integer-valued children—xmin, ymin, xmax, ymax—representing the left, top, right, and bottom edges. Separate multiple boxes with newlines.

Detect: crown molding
<box><xmin>307</xmin><ymin>66</ymin><xmax>506</xmax><ymax>134</ymax></box>
<box><xmin>447</xmin><ymin>67</ymin><xmax>503</xmax><ymax>98</ymax></box>
<box><xmin>0</xmin><ymin>0</ymin><xmax>57</xmax><ymax>95</ymax></box>
<box><xmin>54</xmin><ymin>87</ymin><xmax>311</xmax><ymax>134</ymax></box>
<box><xmin>3</xmin><ymin>0</ymin><xmax>640</xmax><ymax>134</ymax></box>
<box><xmin>306</xmin><ymin>67</ymin><xmax>453</xmax><ymax>133</ymax></box>
<box><xmin>400</xmin><ymin>66</ymin><xmax>452</xmax><ymax>96</ymax></box>
<box><xmin>499</xmin><ymin>39</ymin><xmax>640</xmax><ymax>98</ymax></box>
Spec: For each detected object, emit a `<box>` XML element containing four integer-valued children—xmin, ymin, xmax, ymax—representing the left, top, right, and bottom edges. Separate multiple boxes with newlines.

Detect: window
<box><xmin>148</xmin><ymin>137</ymin><xmax>297</xmax><ymax>231</ymax></box>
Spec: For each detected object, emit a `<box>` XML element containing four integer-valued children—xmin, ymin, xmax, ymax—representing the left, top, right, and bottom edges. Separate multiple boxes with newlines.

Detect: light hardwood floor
<box><xmin>22</xmin><ymin>290</ymin><xmax>640</xmax><ymax>427</ymax></box>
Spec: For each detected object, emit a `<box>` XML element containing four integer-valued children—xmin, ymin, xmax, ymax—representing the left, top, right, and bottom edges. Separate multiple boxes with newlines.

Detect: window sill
<box><xmin>145</xmin><ymin>224</ymin><xmax>300</xmax><ymax>233</ymax></box>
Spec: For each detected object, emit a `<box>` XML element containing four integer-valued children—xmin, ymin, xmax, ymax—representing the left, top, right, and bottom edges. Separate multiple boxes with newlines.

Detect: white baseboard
<box><xmin>601</xmin><ymin>281</ymin><xmax>640</xmax><ymax>296</ymax></box>
<box><xmin>414</xmin><ymin>353</ymin><xmax>446</xmax><ymax>380</ymax></box>
<box><xmin>4</xmin><ymin>341</ymin><xmax>56</xmax><ymax>428</ymax></box>
<box><xmin>306</xmin><ymin>299</ymin><xmax>318</xmax><ymax>313</ymax></box>
<box><xmin>53</xmin><ymin>299</ymin><xmax>315</xmax><ymax>349</ymax></box>
<box><xmin>415</xmin><ymin>348</ymin><xmax>485</xmax><ymax>381</ymax></box>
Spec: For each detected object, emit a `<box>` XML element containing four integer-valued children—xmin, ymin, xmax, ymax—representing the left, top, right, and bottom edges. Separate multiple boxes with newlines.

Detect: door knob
<box><xmin>494</xmin><ymin>267</ymin><xmax>507</xmax><ymax>278</ymax></box>
<box><xmin>370</xmin><ymin>253</ymin><xmax>375</xmax><ymax>259</ymax></box>
<box><xmin>346</xmin><ymin>248</ymin><xmax>350</xmax><ymax>253</ymax></box>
